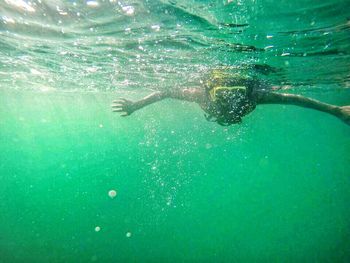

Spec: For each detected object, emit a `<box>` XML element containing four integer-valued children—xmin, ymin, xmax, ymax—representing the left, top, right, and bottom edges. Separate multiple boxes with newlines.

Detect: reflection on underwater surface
<box><xmin>0</xmin><ymin>0</ymin><xmax>349</xmax><ymax>92</ymax></box>
<box><xmin>0</xmin><ymin>0</ymin><xmax>350</xmax><ymax>262</ymax></box>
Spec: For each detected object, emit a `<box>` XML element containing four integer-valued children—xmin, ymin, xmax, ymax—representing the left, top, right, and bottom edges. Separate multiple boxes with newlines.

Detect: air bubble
<box><xmin>108</xmin><ymin>190</ymin><xmax>117</xmax><ymax>199</ymax></box>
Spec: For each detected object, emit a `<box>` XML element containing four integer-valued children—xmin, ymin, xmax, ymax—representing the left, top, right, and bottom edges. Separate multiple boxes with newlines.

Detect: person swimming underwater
<box><xmin>111</xmin><ymin>70</ymin><xmax>350</xmax><ymax>126</ymax></box>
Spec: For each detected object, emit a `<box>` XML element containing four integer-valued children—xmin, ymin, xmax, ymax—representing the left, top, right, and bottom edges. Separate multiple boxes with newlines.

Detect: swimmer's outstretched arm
<box><xmin>111</xmin><ymin>88</ymin><xmax>205</xmax><ymax>116</ymax></box>
<box><xmin>256</xmin><ymin>91</ymin><xmax>350</xmax><ymax>125</ymax></box>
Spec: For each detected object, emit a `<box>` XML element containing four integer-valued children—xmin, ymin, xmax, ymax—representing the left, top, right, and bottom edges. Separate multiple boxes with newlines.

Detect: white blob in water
<box><xmin>151</xmin><ymin>25</ymin><xmax>160</xmax><ymax>31</ymax></box>
<box><xmin>95</xmin><ymin>226</ymin><xmax>101</xmax><ymax>232</ymax></box>
<box><xmin>87</xmin><ymin>1</ymin><xmax>99</xmax><ymax>7</ymax></box>
<box><xmin>108</xmin><ymin>190</ymin><xmax>117</xmax><ymax>199</ymax></box>
<box><xmin>5</xmin><ymin>0</ymin><xmax>35</xmax><ymax>12</ymax></box>
<box><xmin>126</xmin><ymin>232</ymin><xmax>132</xmax><ymax>238</ymax></box>
<box><xmin>122</xmin><ymin>6</ymin><xmax>134</xmax><ymax>15</ymax></box>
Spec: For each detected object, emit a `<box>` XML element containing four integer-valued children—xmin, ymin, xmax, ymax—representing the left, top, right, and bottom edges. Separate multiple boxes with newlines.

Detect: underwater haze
<box><xmin>0</xmin><ymin>0</ymin><xmax>350</xmax><ymax>262</ymax></box>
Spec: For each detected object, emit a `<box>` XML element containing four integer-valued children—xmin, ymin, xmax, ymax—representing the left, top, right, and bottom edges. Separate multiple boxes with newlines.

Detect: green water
<box><xmin>1</xmin><ymin>0</ymin><xmax>350</xmax><ymax>262</ymax></box>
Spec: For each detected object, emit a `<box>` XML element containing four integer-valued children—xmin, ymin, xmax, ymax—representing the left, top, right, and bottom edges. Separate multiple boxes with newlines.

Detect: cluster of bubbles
<box><xmin>94</xmin><ymin>189</ymin><xmax>132</xmax><ymax>238</ymax></box>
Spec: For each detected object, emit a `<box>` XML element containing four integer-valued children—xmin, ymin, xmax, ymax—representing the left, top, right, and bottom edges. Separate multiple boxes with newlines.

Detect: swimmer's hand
<box><xmin>337</xmin><ymin>106</ymin><xmax>350</xmax><ymax>125</ymax></box>
<box><xmin>111</xmin><ymin>98</ymin><xmax>136</xmax><ymax>117</ymax></box>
